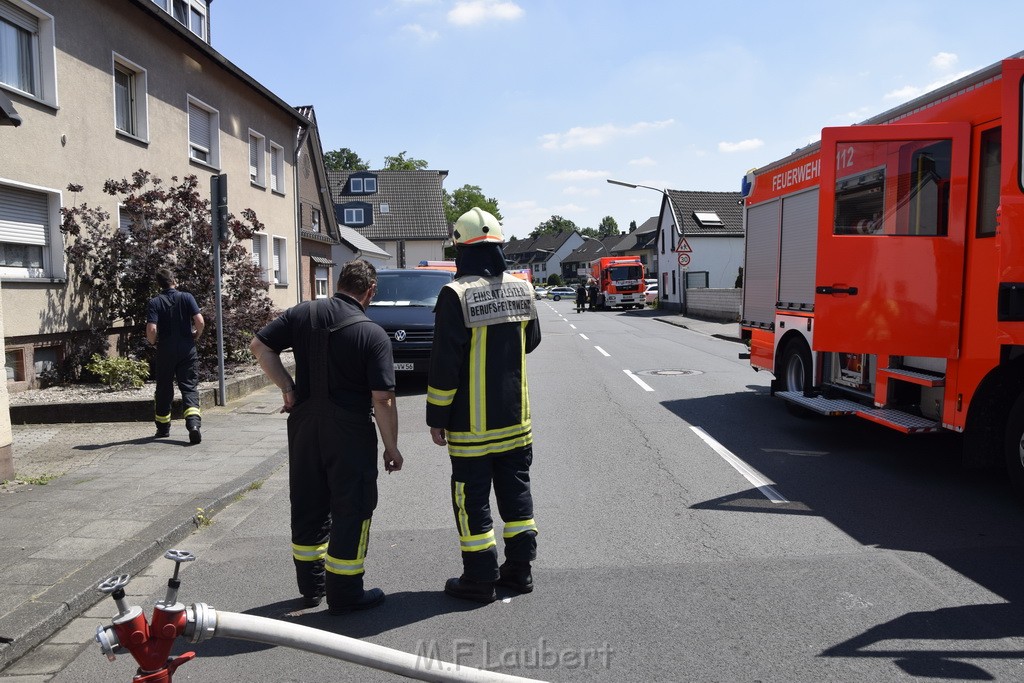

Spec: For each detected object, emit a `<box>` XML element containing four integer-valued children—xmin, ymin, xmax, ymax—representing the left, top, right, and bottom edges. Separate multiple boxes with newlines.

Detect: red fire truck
<box><xmin>590</xmin><ymin>255</ymin><xmax>646</xmax><ymax>309</ymax></box>
<box><xmin>740</xmin><ymin>52</ymin><xmax>1024</xmax><ymax>491</ymax></box>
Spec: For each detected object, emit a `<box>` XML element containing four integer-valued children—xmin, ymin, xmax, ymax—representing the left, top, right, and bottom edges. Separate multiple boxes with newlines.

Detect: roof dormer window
<box><xmin>693</xmin><ymin>211</ymin><xmax>723</xmax><ymax>228</ymax></box>
<box><xmin>349</xmin><ymin>173</ymin><xmax>377</xmax><ymax>194</ymax></box>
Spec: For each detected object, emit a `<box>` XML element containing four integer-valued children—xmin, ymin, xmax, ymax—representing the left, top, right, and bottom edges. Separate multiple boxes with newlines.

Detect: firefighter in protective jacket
<box><xmin>427</xmin><ymin>207</ymin><xmax>542</xmax><ymax>603</ymax></box>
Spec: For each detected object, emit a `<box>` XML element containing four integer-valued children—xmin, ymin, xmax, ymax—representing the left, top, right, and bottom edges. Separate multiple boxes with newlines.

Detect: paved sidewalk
<box><xmin>655</xmin><ymin>312</ymin><xmax>743</xmax><ymax>343</ymax></box>
<box><xmin>0</xmin><ymin>384</ymin><xmax>291</xmax><ymax>673</ymax></box>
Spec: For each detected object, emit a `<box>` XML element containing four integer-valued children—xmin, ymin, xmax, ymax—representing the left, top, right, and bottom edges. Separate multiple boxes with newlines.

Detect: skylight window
<box><xmin>693</xmin><ymin>211</ymin><xmax>723</xmax><ymax>227</ymax></box>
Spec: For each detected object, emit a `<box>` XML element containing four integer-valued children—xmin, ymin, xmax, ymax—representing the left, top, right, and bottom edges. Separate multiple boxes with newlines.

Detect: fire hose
<box><xmin>95</xmin><ymin>549</ymin><xmax>547</xmax><ymax>683</ymax></box>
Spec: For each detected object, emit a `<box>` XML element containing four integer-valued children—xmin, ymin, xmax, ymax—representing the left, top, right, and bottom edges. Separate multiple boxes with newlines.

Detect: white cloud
<box><xmin>400</xmin><ymin>23</ymin><xmax>439</xmax><ymax>41</ymax></box>
<box><xmin>931</xmin><ymin>52</ymin><xmax>959</xmax><ymax>70</ymax></box>
<box><xmin>540</xmin><ymin>119</ymin><xmax>674</xmax><ymax>150</ymax></box>
<box><xmin>563</xmin><ymin>186</ymin><xmax>600</xmax><ymax>196</ymax></box>
<box><xmin>883</xmin><ymin>69</ymin><xmax>973</xmax><ymax>102</ymax></box>
<box><xmin>718</xmin><ymin>138</ymin><xmax>764</xmax><ymax>153</ymax></box>
<box><xmin>628</xmin><ymin>157</ymin><xmax>656</xmax><ymax>166</ymax></box>
<box><xmin>546</xmin><ymin>169</ymin><xmax>608</xmax><ymax>181</ymax></box>
<box><xmin>448</xmin><ymin>1</ymin><xmax>523</xmax><ymax>25</ymax></box>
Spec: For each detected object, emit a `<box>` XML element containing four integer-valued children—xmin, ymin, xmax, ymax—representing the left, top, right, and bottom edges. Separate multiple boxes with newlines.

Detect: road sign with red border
<box><xmin>675</xmin><ymin>237</ymin><xmax>692</xmax><ymax>253</ymax></box>
<box><xmin>677</xmin><ymin>253</ymin><xmax>690</xmax><ymax>267</ymax></box>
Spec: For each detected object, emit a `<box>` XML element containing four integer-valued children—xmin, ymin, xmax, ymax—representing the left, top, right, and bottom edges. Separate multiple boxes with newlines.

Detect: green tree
<box><xmin>324</xmin><ymin>147</ymin><xmax>369</xmax><ymax>171</ymax></box>
<box><xmin>383</xmin><ymin>151</ymin><xmax>429</xmax><ymax>170</ymax></box>
<box><xmin>597</xmin><ymin>215</ymin><xmax>619</xmax><ymax>237</ymax></box>
<box><xmin>629</xmin><ymin>220</ymin><xmax>638</xmax><ymax>232</ymax></box>
<box><xmin>444</xmin><ymin>184</ymin><xmax>502</xmax><ymax>225</ymax></box>
<box><xmin>61</xmin><ymin>171</ymin><xmax>276</xmax><ymax>379</ymax></box>
<box><xmin>530</xmin><ymin>215</ymin><xmax>578</xmax><ymax>238</ymax></box>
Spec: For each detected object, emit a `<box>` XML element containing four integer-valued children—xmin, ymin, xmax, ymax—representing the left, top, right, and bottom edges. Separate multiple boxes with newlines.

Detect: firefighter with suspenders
<box><xmin>427</xmin><ymin>208</ymin><xmax>542</xmax><ymax>603</ymax></box>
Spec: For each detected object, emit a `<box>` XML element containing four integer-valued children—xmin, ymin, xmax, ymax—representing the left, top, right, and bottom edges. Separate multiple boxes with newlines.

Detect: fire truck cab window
<box><xmin>609</xmin><ymin>265</ymin><xmax>643</xmax><ymax>282</ymax></box>
<box><xmin>833</xmin><ymin>139</ymin><xmax>952</xmax><ymax>237</ymax></box>
<box><xmin>976</xmin><ymin>127</ymin><xmax>1001</xmax><ymax>237</ymax></box>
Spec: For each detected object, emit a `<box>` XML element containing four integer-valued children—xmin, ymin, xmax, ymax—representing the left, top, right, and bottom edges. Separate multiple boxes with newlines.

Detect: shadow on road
<box><xmin>662</xmin><ymin>388</ymin><xmax>1024</xmax><ymax>680</ymax></box>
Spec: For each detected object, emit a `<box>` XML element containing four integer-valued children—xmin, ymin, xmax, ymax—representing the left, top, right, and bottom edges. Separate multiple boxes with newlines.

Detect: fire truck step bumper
<box><xmin>777</xmin><ymin>392</ymin><xmax>942</xmax><ymax>434</ymax></box>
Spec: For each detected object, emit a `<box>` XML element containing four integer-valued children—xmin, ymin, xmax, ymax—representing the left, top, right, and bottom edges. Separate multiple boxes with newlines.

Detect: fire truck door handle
<box><xmin>815</xmin><ymin>285</ymin><xmax>859</xmax><ymax>296</ymax></box>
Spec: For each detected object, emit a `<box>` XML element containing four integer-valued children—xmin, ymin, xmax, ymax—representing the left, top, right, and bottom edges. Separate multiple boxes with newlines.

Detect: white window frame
<box><xmin>272</xmin><ymin>236</ymin><xmax>287</xmax><ymax>285</ymax></box>
<box><xmin>112</xmin><ymin>53</ymin><xmax>148</xmax><ymax>142</ymax></box>
<box><xmin>0</xmin><ymin>0</ymin><xmax>57</xmax><ymax>107</ymax></box>
<box><xmin>311</xmin><ymin>207</ymin><xmax>321</xmax><ymax>232</ymax></box>
<box><xmin>314</xmin><ymin>266</ymin><xmax>329</xmax><ymax>299</ymax></box>
<box><xmin>363</xmin><ymin>177</ymin><xmax>377</xmax><ymax>192</ymax></box>
<box><xmin>269</xmin><ymin>141</ymin><xmax>284</xmax><ymax>194</ymax></box>
<box><xmin>350</xmin><ymin>177</ymin><xmax>363</xmax><ymax>193</ymax></box>
<box><xmin>187</xmin><ymin>94</ymin><xmax>219</xmax><ymax>168</ymax></box>
<box><xmin>252</xmin><ymin>233</ymin><xmax>269</xmax><ymax>282</ymax></box>
<box><xmin>343</xmin><ymin>207</ymin><xmax>364</xmax><ymax>225</ymax></box>
<box><xmin>0</xmin><ymin>178</ymin><xmax>63</xmax><ymax>281</ymax></box>
<box><xmin>248</xmin><ymin>129</ymin><xmax>266</xmax><ymax>187</ymax></box>
<box><xmin>160</xmin><ymin>0</ymin><xmax>207</xmax><ymax>42</ymax></box>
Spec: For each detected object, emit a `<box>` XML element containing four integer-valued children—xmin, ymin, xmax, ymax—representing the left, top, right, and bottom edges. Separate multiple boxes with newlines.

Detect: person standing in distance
<box><xmin>250</xmin><ymin>259</ymin><xmax>403</xmax><ymax>614</ymax></box>
<box><xmin>427</xmin><ymin>208</ymin><xmax>541</xmax><ymax>603</ymax></box>
<box><xmin>146</xmin><ymin>267</ymin><xmax>204</xmax><ymax>443</ymax></box>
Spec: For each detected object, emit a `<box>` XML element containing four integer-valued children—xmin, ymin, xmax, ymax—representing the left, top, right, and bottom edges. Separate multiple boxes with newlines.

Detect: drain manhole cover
<box><xmin>635</xmin><ymin>369</ymin><xmax>702</xmax><ymax>377</ymax></box>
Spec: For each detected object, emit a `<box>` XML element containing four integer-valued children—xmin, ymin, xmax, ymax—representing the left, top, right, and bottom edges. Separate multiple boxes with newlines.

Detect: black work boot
<box><xmin>186</xmin><ymin>418</ymin><xmax>202</xmax><ymax>445</ymax></box>
<box><xmin>327</xmin><ymin>588</ymin><xmax>385</xmax><ymax>614</ymax></box>
<box><xmin>444</xmin><ymin>576</ymin><xmax>496</xmax><ymax>603</ymax></box>
<box><xmin>496</xmin><ymin>561</ymin><xmax>533</xmax><ymax>594</ymax></box>
<box><xmin>154</xmin><ymin>422</ymin><xmax>170</xmax><ymax>438</ymax></box>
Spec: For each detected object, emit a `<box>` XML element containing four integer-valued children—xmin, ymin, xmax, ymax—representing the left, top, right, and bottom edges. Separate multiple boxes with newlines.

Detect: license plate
<box><xmin>394</xmin><ymin>363</ymin><xmax>415</xmax><ymax>371</ymax></box>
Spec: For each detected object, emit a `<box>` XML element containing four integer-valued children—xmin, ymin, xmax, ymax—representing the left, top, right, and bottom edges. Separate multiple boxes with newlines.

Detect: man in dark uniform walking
<box><xmin>250</xmin><ymin>259</ymin><xmax>403</xmax><ymax>614</ymax></box>
<box><xmin>146</xmin><ymin>267</ymin><xmax>204</xmax><ymax>443</ymax></box>
<box><xmin>427</xmin><ymin>207</ymin><xmax>542</xmax><ymax>603</ymax></box>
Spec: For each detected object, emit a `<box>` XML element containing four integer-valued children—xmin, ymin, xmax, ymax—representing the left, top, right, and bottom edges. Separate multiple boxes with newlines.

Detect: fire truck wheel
<box><xmin>1003</xmin><ymin>393</ymin><xmax>1024</xmax><ymax>496</ymax></box>
<box><xmin>781</xmin><ymin>338</ymin><xmax>814</xmax><ymax>418</ymax></box>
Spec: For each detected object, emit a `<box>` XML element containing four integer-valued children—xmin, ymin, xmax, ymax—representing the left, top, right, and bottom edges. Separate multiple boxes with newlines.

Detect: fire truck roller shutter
<box><xmin>778</xmin><ymin>189</ymin><xmax>819</xmax><ymax>309</ymax></box>
<box><xmin>742</xmin><ymin>200</ymin><xmax>781</xmax><ymax>327</ymax></box>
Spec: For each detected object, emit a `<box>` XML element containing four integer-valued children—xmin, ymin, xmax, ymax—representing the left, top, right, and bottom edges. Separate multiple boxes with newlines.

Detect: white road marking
<box><xmin>579</xmin><ymin>334</ymin><xmax>589</xmax><ymax>340</ymax></box>
<box><xmin>569</xmin><ymin>324</ymin><xmax>577</xmax><ymax>329</ymax></box>
<box><xmin>623</xmin><ymin>369</ymin><xmax>653</xmax><ymax>391</ymax></box>
<box><xmin>595</xmin><ymin>346</ymin><xmax>611</xmax><ymax>357</ymax></box>
<box><xmin>690</xmin><ymin>426</ymin><xmax>789</xmax><ymax>503</ymax></box>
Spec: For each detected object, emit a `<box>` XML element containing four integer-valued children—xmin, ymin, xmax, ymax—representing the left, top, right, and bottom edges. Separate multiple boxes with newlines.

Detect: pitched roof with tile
<box><xmin>664</xmin><ymin>190</ymin><xmax>744</xmax><ymax>237</ymax></box>
<box><xmin>564</xmin><ymin>235</ymin><xmax>620</xmax><ymax>262</ymax></box>
<box><xmin>328</xmin><ymin>169</ymin><xmax>449</xmax><ymax>241</ymax></box>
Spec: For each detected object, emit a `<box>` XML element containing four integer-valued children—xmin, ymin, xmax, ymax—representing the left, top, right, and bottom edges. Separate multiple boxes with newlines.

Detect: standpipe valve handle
<box><xmin>162</xmin><ymin>549</ymin><xmax>196</xmax><ymax>605</ymax></box>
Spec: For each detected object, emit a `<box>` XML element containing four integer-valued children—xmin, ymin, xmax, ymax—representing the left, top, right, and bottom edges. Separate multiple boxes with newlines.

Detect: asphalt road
<box><xmin>44</xmin><ymin>300</ymin><xmax>1024</xmax><ymax>682</ymax></box>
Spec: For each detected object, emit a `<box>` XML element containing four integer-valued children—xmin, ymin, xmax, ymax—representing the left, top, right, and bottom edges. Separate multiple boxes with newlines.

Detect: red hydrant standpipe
<box><xmin>96</xmin><ymin>550</ymin><xmax>547</xmax><ymax>683</ymax></box>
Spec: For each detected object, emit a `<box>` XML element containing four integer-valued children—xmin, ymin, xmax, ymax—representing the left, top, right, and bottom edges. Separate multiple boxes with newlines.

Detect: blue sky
<box><xmin>211</xmin><ymin>1</ymin><xmax>1024</xmax><ymax>239</ymax></box>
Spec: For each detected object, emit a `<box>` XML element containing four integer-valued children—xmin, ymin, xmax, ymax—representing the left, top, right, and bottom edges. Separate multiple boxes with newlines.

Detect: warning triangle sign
<box><xmin>675</xmin><ymin>237</ymin><xmax>692</xmax><ymax>253</ymax></box>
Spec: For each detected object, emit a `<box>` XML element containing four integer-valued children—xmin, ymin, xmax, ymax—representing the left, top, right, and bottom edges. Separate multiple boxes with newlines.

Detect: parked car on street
<box><xmin>645</xmin><ymin>284</ymin><xmax>659</xmax><ymax>304</ymax></box>
<box><xmin>534</xmin><ymin>287</ymin><xmax>548</xmax><ymax>299</ymax></box>
<box><xmin>365</xmin><ymin>269</ymin><xmax>454</xmax><ymax>374</ymax></box>
<box><xmin>548</xmin><ymin>286</ymin><xmax>576</xmax><ymax>301</ymax></box>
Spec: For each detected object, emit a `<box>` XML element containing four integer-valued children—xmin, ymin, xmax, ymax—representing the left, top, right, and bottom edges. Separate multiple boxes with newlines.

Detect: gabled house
<box><xmin>560</xmin><ymin>234</ymin><xmax>620</xmax><ymax>282</ymax></box>
<box><xmin>609</xmin><ymin>217</ymin><xmax>659</xmax><ymax>277</ymax></box>
<box><xmin>328</xmin><ymin>169</ymin><xmax>448</xmax><ymax>269</ymax></box>
<box><xmin>654</xmin><ymin>190</ymin><xmax>744</xmax><ymax>313</ymax></box>
<box><xmin>294</xmin><ymin>106</ymin><xmax>389</xmax><ymax>299</ymax></box>
<box><xmin>1</xmin><ymin>0</ymin><xmax>307</xmax><ymax>389</ymax></box>
<box><xmin>503</xmin><ymin>231</ymin><xmax>584</xmax><ymax>283</ymax></box>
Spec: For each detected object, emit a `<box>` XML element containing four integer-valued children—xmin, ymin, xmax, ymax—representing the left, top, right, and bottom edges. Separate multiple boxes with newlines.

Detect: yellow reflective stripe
<box><xmin>447</xmin><ymin>421</ymin><xmax>532</xmax><ymax>445</ymax></box>
<box><xmin>454</xmin><ymin>482</ymin><xmax>469</xmax><ymax>537</ymax></box>
<box><xmin>469</xmin><ymin>326</ymin><xmax>487</xmax><ymax>432</ymax></box>
<box><xmin>183</xmin><ymin>407</ymin><xmax>201</xmax><ymax>417</ymax></box>
<box><xmin>427</xmin><ymin>385</ymin><xmax>456</xmax><ymax>407</ymax></box>
<box><xmin>460</xmin><ymin>529</ymin><xmax>496</xmax><ymax>552</ymax></box>
<box><xmin>448</xmin><ymin>433</ymin><xmax>533</xmax><ymax>458</ymax></box>
<box><xmin>325</xmin><ymin>554</ymin><xmax>364</xmax><ymax>575</ymax></box>
<box><xmin>291</xmin><ymin>542</ymin><xmax>328</xmax><ymax>562</ymax></box>
<box><xmin>357</xmin><ymin>518</ymin><xmax>370</xmax><ymax>560</ymax></box>
<box><xmin>503</xmin><ymin>519</ymin><xmax>537</xmax><ymax>538</ymax></box>
<box><xmin>154</xmin><ymin>414</ymin><xmax>171</xmax><ymax>424</ymax></box>
<box><xmin>521</xmin><ymin>320</ymin><xmax>529</xmax><ymax>423</ymax></box>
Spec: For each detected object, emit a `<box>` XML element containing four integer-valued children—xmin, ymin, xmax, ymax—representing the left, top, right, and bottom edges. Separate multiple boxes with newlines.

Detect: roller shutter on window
<box><xmin>741</xmin><ymin>200</ymin><xmax>780</xmax><ymax>327</ymax></box>
<box><xmin>188</xmin><ymin>102</ymin><xmax>210</xmax><ymax>156</ymax></box>
<box><xmin>0</xmin><ymin>185</ymin><xmax>48</xmax><ymax>246</ymax></box>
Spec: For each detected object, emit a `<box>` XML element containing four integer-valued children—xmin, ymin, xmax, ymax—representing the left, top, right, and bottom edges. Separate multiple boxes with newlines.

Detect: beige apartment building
<box><xmin>0</xmin><ymin>0</ymin><xmax>308</xmax><ymax>389</ymax></box>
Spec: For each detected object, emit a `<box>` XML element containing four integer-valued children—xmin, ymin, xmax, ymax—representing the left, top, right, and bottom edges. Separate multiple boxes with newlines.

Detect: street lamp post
<box><xmin>606</xmin><ymin>178</ymin><xmax>684</xmax><ymax>314</ymax></box>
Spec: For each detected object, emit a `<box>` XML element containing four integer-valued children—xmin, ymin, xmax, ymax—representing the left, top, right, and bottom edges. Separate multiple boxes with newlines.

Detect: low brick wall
<box><xmin>686</xmin><ymin>288</ymin><xmax>741</xmax><ymax>322</ymax></box>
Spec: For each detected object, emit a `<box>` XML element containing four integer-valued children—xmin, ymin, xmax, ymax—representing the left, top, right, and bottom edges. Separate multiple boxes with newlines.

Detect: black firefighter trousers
<box><xmin>153</xmin><ymin>345</ymin><xmax>200</xmax><ymax>428</ymax></box>
<box><xmin>450</xmin><ymin>444</ymin><xmax>537</xmax><ymax>582</ymax></box>
<box><xmin>287</xmin><ymin>401</ymin><xmax>378</xmax><ymax>607</ymax></box>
